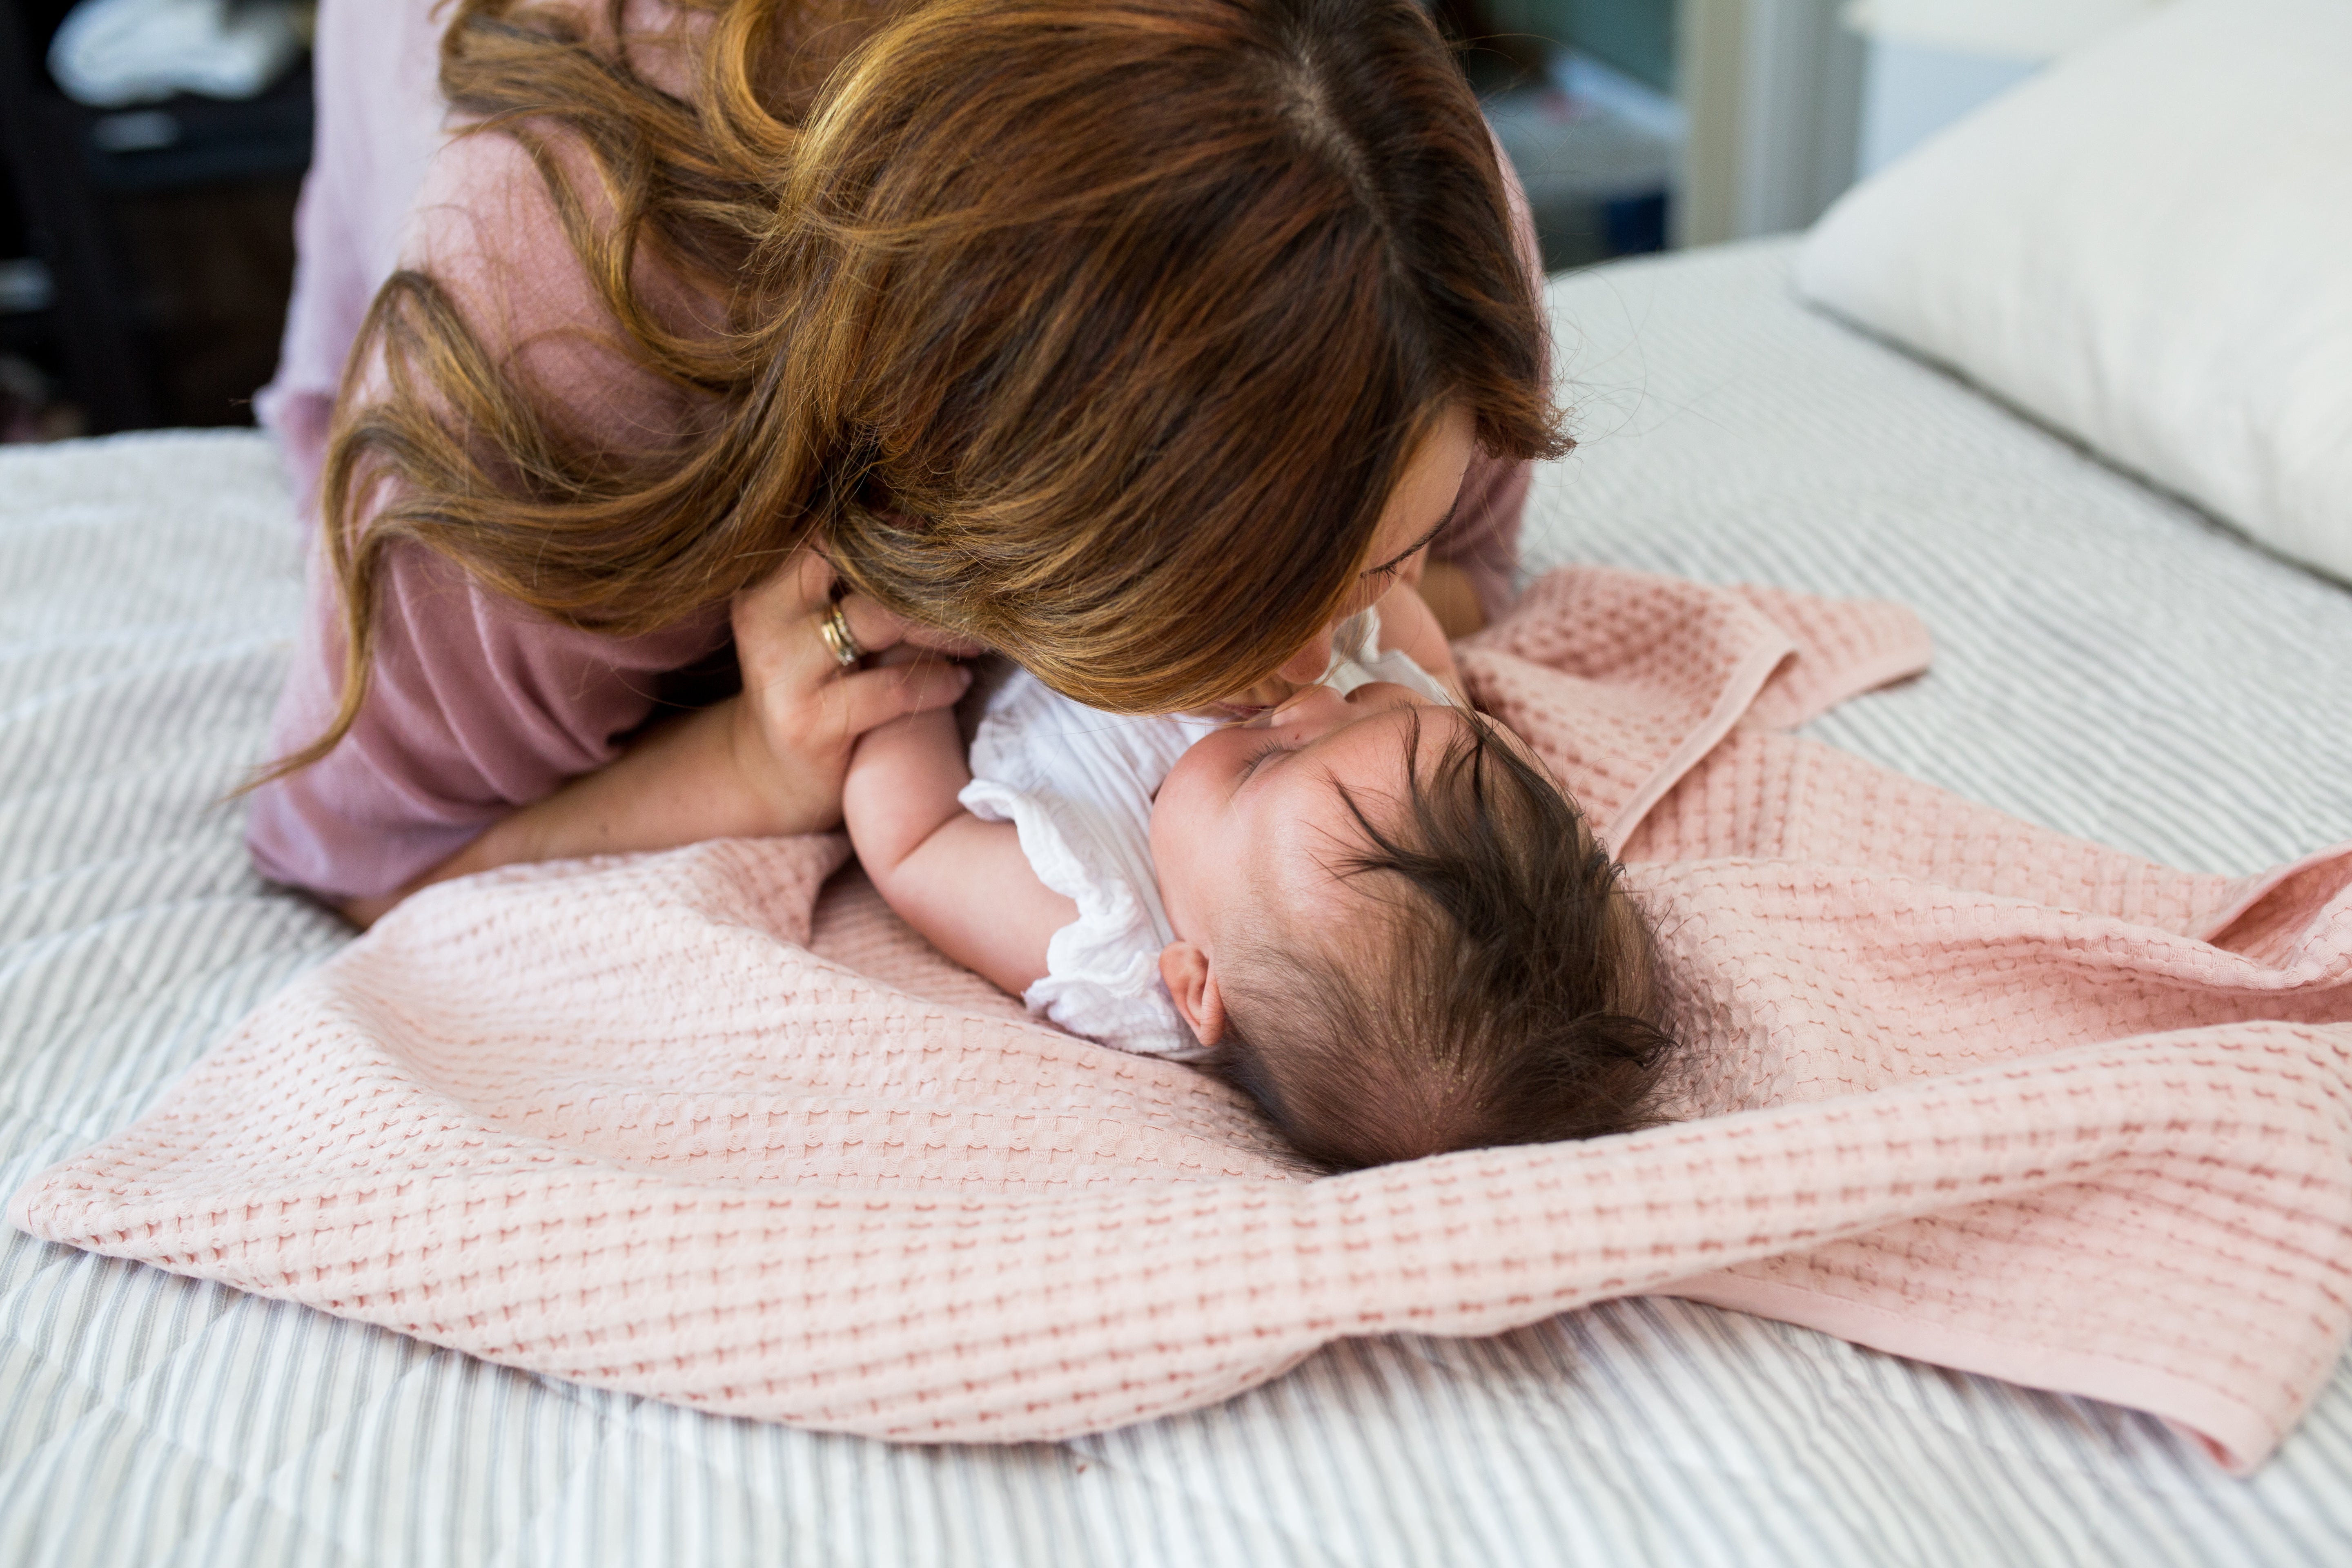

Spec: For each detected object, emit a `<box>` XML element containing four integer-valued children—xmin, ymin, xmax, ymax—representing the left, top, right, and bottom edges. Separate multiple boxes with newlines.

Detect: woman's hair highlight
<box><xmin>273</xmin><ymin>0</ymin><xmax>1564</xmax><ymax>782</ymax></box>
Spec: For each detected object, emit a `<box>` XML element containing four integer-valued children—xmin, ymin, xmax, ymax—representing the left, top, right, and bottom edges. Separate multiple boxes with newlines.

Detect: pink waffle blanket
<box><xmin>13</xmin><ymin>568</ymin><xmax>2350</xmax><ymax>1471</ymax></box>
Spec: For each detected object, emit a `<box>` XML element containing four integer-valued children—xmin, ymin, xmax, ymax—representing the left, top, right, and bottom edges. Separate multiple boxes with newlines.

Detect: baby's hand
<box><xmin>727</xmin><ymin>550</ymin><xmax>972</xmax><ymax>837</ymax></box>
<box><xmin>843</xmin><ymin>649</ymin><xmax>971</xmax><ymax>849</ymax></box>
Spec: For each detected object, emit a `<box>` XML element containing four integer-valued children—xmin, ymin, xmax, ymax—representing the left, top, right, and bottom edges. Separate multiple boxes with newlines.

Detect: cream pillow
<box><xmin>1796</xmin><ymin>0</ymin><xmax>2352</xmax><ymax>584</ymax></box>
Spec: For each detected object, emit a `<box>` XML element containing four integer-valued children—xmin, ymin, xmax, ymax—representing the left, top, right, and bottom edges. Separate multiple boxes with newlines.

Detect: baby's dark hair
<box><xmin>1205</xmin><ymin>709</ymin><xmax>1675</xmax><ymax>1172</ymax></box>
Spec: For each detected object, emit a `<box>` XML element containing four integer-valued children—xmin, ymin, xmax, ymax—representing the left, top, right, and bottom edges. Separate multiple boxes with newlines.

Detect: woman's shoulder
<box><xmin>390</xmin><ymin>6</ymin><xmax>723</xmax><ymax>452</ymax></box>
<box><xmin>408</xmin><ymin>139</ymin><xmax>713</xmax><ymax>431</ymax></box>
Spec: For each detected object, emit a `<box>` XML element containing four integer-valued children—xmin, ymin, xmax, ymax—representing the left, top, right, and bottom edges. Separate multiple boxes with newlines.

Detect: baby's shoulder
<box><xmin>969</xmin><ymin>668</ymin><xmax>1212</xmax><ymax>798</ymax></box>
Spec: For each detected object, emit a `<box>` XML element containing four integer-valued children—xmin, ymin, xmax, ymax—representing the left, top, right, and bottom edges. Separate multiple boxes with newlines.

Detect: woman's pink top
<box><xmin>248</xmin><ymin>0</ymin><xmax>1544</xmax><ymax>902</ymax></box>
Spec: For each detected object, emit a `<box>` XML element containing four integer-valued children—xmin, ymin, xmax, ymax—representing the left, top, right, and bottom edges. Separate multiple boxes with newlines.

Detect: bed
<box><xmin>4</xmin><ymin>233</ymin><xmax>2350</xmax><ymax>1565</ymax></box>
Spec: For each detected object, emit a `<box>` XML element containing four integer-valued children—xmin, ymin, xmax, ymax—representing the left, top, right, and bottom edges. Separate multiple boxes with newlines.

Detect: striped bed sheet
<box><xmin>2</xmin><ymin>236</ymin><xmax>2349</xmax><ymax>1567</ymax></box>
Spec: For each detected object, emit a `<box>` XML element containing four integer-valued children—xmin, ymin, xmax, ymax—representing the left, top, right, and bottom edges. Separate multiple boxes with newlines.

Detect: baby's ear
<box><xmin>1158</xmin><ymin>942</ymin><xmax>1227</xmax><ymax>1047</ymax></box>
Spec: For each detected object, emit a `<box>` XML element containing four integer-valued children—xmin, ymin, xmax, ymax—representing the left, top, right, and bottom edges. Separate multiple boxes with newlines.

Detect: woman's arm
<box><xmin>1419</xmin><ymin>128</ymin><xmax>1548</xmax><ymax>636</ymax></box>
<box><xmin>841</xmin><ymin>686</ymin><xmax>1077</xmax><ymax>995</ymax></box>
<box><xmin>1414</xmin><ymin>559</ymin><xmax>1488</xmax><ymax>639</ymax></box>
<box><xmin>259</xmin><ymin>109</ymin><xmax>980</xmax><ymax>923</ymax></box>
<box><xmin>337</xmin><ymin>551</ymin><xmax>973</xmax><ymax>926</ymax></box>
<box><xmin>1375</xmin><ymin>576</ymin><xmax>1463</xmax><ymax>691</ymax></box>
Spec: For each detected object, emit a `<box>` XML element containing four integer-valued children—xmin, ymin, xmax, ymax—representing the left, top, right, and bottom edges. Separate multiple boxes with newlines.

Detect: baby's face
<box><xmin>1151</xmin><ymin>681</ymin><xmax>1461</xmax><ymax>940</ymax></box>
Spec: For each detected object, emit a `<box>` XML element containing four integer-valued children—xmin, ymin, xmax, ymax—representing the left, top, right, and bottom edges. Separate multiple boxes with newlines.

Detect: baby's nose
<box><xmin>1341</xmin><ymin>680</ymin><xmax>1425</xmax><ymax>709</ymax></box>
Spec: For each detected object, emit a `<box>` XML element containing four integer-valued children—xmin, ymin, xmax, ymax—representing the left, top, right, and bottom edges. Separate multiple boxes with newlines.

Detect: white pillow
<box><xmin>1796</xmin><ymin>0</ymin><xmax>2352</xmax><ymax>585</ymax></box>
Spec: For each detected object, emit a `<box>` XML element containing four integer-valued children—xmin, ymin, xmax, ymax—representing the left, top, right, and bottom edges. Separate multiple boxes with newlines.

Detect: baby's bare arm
<box><xmin>841</xmin><ymin>693</ymin><xmax>1077</xmax><ymax>995</ymax></box>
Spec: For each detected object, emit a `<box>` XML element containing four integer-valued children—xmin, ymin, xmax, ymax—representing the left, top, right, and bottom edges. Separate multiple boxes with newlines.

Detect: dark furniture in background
<box><xmin>0</xmin><ymin>0</ymin><xmax>310</xmax><ymax>433</ymax></box>
<box><xmin>0</xmin><ymin>0</ymin><xmax>1668</xmax><ymax>432</ymax></box>
<box><xmin>1434</xmin><ymin>0</ymin><xmax>1678</xmax><ymax>271</ymax></box>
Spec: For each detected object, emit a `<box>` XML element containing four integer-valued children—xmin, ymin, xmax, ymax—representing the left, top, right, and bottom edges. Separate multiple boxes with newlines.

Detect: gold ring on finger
<box><xmin>820</xmin><ymin>599</ymin><xmax>864</xmax><ymax>670</ymax></box>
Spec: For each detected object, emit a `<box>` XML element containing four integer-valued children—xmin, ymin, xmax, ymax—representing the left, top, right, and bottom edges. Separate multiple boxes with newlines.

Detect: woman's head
<box><xmin>789</xmin><ymin>0</ymin><xmax>1564</xmax><ymax>710</ymax></box>
<box><xmin>296</xmin><ymin>0</ymin><xmax>1561</xmax><ymax>774</ymax></box>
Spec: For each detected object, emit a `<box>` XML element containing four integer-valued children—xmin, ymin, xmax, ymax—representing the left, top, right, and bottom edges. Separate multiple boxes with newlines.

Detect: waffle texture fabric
<box><xmin>11</xmin><ymin>565</ymin><xmax>2349</xmax><ymax>1473</ymax></box>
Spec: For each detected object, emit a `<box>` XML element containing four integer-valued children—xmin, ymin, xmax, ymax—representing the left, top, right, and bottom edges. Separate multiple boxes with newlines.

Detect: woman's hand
<box><xmin>1371</xmin><ymin>574</ymin><xmax>1461</xmax><ymax>689</ymax></box>
<box><xmin>726</xmin><ymin>548</ymin><xmax>977</xmax><ymax>835</ymax></box>
<box><xmin>339</xmin><ymin>547</ymin><xmax>972</xmax><ymax>929</ymax></box>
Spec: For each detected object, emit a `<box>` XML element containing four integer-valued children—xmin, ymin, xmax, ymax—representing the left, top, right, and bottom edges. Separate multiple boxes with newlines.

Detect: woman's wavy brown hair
<box><xmin>283</xmin><ymin>0</ymin><xmax>1564</xmax><ymax>777</ymax></box>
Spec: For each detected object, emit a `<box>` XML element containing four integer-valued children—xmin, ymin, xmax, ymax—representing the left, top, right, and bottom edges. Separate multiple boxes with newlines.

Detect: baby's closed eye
<box><xmin>1237</xmin><ymin>738</ymin><xmax>1290</xmax><ymax>783</ymax></box>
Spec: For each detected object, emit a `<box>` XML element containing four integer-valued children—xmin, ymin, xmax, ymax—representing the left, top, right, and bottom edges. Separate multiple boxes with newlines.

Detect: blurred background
<box><xmin>2</xmin><ymin>0</ymin><xmax>312</xmax><ymax>439</ymax></box>
<box><xmin>0</xmin><ymin>0</ymin><xmax>2157</xmax><ymax>443</ymax></box>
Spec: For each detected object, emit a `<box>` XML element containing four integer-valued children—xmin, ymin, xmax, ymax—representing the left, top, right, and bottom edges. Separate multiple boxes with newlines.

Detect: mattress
<box><xmin>4</xmin><ymin>237</ymin><xmax>2349</xmax><ymax>1566</ymax></box>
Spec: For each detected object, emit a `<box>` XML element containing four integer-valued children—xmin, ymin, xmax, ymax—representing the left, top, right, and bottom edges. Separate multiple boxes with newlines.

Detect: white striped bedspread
<box><xmin>4</xmin><ymin>238</ymin><xmax>2350</xmax><ymax>1566</ymax></box>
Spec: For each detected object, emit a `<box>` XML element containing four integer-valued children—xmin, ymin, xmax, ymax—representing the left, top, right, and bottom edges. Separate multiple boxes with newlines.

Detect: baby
<box><xmin>841</xmin><ymin>583</ymin><xmax>1675</xmax><ymax>1171</ymax></box>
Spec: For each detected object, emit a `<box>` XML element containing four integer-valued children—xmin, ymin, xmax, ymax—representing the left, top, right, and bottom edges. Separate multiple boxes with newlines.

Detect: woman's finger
<box><xmin>832</xmin><ymin>593</ymin><xmax>991</xmax><ymax>661</ymax></box>
<box><xmin>826</xmin><ymin>655</ymin><xmax>973</xmax><ymax>737</ymax></box>
<box><xmin>833</xmin><ymin>591</ymin><xmax>911</xmax><ymax>658</ymax></box>
<box><xmin>733</xmin><ymin>550</ymin><xmax>843</xmax><ymax>692</ymax></box>
<box><xmin>733</xmin><ymin>546</ymin><xmax>834</xmax><ymax>624</ymax></box>
<box><xmin>735</xmin><ymin>550</ymin><xmax>983</xmax><ymax>711</ymax></box>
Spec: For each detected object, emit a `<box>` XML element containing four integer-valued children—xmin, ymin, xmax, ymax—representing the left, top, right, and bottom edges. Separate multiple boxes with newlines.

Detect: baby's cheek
<box><xmin>1147</xmin><ymin>783</ymin><xmax>1205</xmax><ymax>921</ymax></box>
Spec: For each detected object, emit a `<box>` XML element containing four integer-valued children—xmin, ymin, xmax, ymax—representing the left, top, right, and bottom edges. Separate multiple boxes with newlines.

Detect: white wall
<box><xmin>1678</xmin><ymin>0</ymin><xmax>2170</xmax><ymax>243</ymax></box>
<box><xmin>1855</xmin><ymin>39</ymin><xmax>2037</xmax><ymax>176</ymax></box>
<box><xmin>1848</xmin><ymin>0</ymin><xmax>2175</xmax><ymax>176</ymax></box>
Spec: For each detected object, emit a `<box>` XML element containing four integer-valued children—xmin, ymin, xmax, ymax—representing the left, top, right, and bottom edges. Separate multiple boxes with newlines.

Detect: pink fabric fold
<box><xmin>16</xmin><ymin>566</ymin><xmax>2350</xmax><ymax>1470</ymax></box>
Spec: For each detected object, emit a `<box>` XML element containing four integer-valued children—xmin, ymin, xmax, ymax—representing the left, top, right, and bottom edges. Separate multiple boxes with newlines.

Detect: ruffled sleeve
<box><xmin>958</xmin><ymin>675</ymin><xmax>1210</xmax><ymax>1059</ymax></box>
